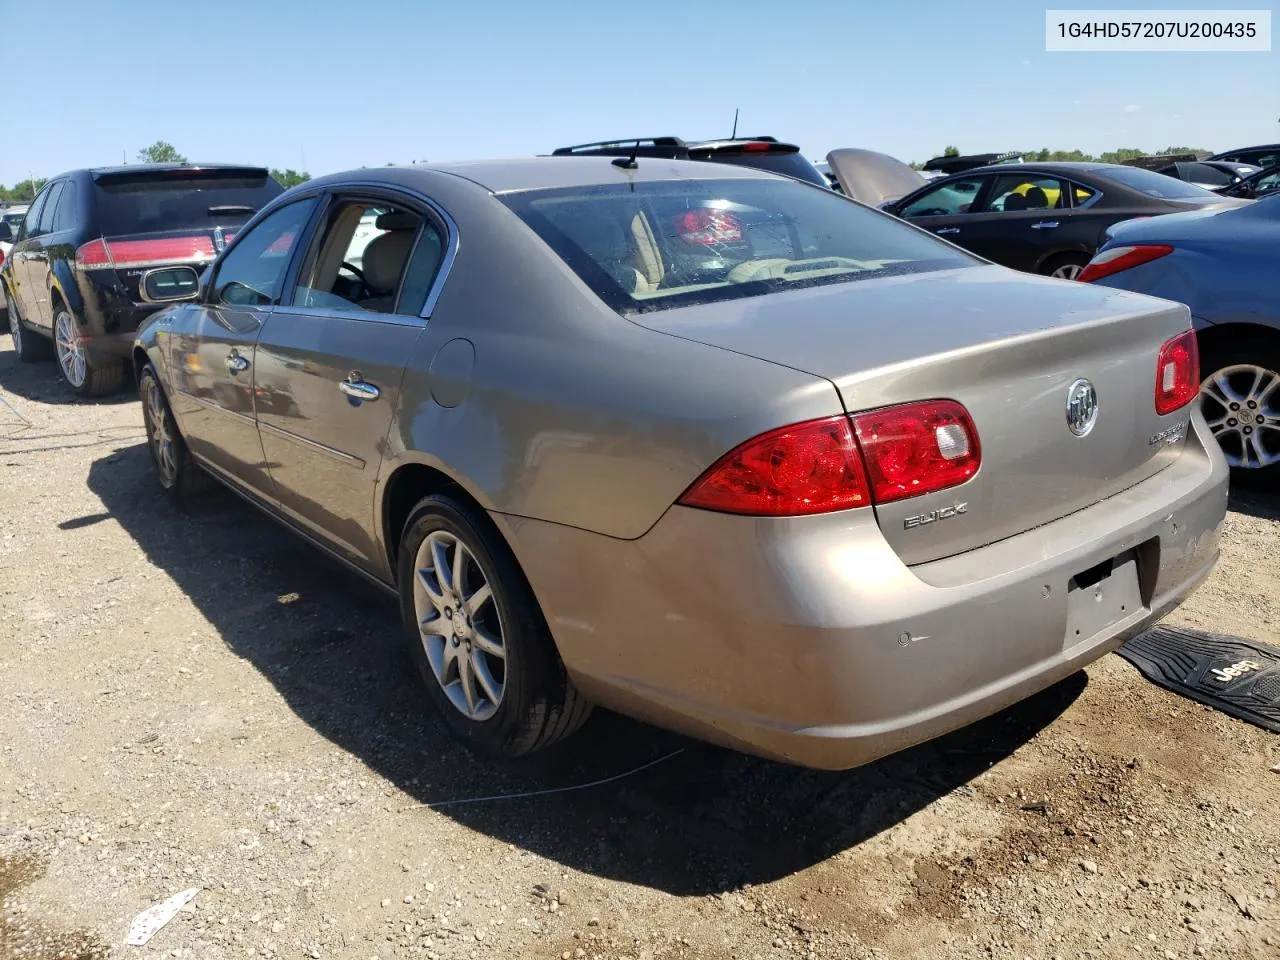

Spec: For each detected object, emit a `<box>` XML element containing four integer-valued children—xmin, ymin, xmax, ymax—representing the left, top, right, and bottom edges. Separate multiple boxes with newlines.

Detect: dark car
<box><xmin>1079</xmin><ymin>195</ymin><xmax>1280</xmax><ymax>484</ymax></box>
<box><xmin>550</xmin><ymin>136</ymin><xmax>830</xmax><ymax>188</ymax></box>
<box><xmin>1210</xmin><ymin>143</ymin><xmax>1280</xmax><ymax>169</ymax></box>
<box><xmin>1155</xmin><ymin>160</ymin><xmax>1260</xmax><ymax>192</ymax></box>
<box><xmin>878</xmin><ymin>162</ymin><xmax>1247</xmax><ymax>280</ymax></box>
<box><xmin>1</xmin><ymin>164</ymin><xmax>284</xmax><ymax>395</ymax></box>
<box><xmin>1220</xmin><ymin>163</ymin><xmax>1280</xmax><ymax>200</ymax></box>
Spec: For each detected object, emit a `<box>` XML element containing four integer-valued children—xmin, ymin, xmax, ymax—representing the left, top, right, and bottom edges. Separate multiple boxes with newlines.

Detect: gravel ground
<box><xmin>1</xmin><ymin>332</ymin><xmax>1278</xmax><ymax>960</ymax></box>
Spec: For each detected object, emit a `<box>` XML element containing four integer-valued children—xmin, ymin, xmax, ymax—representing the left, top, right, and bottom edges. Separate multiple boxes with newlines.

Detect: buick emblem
<box><xmin>1066</xmin><ymin>378</ymin><xmax>1098</xmax><ymax>437</ymax></box>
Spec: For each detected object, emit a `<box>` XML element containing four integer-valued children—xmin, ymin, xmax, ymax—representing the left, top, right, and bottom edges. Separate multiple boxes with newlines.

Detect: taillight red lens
<box><xmin>851</xmin><ymin>400</ymin><xmax>981</xmax><ymax>504</ymax></box>
<box><xmin>1155</xmin><ymin>330</ymin><xmax>1200</xmax><ymax>415</ymax></box>
<box><xmin>677</xmin><ymin>416</ymin><xmax>871</xmax><ymax>516</ymax></box>
<box><xmin>678</xmin><ymin>400</ymin><xmax>981</xmax><ymax>517</ymax></box>
<box><xmin>674</xmin><ymin>209</ymin><xmax>743</xmax><ymax>245</ymax></box>
<box><xmin>75</xmin><ymin>239</ymin><xmax>112</xmax><ymax>269</ymax></box>
<box><xmin>74</xmin><ymin>236</ymin><xmax>217</xmax><ymax>271</ymax></box>
<box><xmin>1078</xmin><ymin>244</ymin><xmax>1174</xmax><ymax>283</ymax></box>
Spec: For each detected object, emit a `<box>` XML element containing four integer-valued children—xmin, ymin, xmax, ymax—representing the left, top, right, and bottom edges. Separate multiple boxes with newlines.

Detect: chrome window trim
<box><xmin>271</xmin><ymin>302</ymin><xmax>425</xmax><ymax>329</ymax></box>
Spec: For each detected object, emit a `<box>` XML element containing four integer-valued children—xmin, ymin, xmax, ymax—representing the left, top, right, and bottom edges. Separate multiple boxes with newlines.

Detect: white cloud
<box><xmin>1123</xmin><ymin>104</ymin><xmax>1140</xmax><ymax>113</ymax></box>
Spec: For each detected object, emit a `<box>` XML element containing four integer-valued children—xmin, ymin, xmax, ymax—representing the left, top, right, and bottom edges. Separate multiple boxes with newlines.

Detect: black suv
<box><xmin>550</xmin><ymin>136</ymin><xmax>830</xmax><ymax>188</ymax></box>
<box><xmin>1</xmin><ymin>164</ymin><xmax>284</xmax><ymax>395</ymax></box>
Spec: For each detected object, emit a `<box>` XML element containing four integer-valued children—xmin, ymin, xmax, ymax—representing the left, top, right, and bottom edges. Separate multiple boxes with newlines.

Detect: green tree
<box><xmin>137</xmin><ymin>141</ymin><xmax>187</xmax><ymax>164</ymax></box>
<box><xmin>270</xmin><ymin>168</ymin><xmax>311</xmax><ymax>189</ymax></box>
<box><xmin>0</xmin><ymin>178</ymin><xmax>47</xmax><ymax>201</ymax></box>
<box><xmin>942</xmin><ymin>145</ymin><xmax>960</xmax><ymax>157</ymax></box>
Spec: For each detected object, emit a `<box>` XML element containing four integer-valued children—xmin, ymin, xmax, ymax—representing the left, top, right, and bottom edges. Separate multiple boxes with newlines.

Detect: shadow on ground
<box><xmin>1228</xmin><ymin>485</ymin><xmax>1280</xmax><ymax>522</ymax></box>
<box><xmin>86</xmin><ymin>442</ymin><xmax>1085</xmax><ymax>896</ymax></box>
<box><xmin>0</xmin><ymin>336</ymin><xmax>136</xmax><ymax>408</ymax></box>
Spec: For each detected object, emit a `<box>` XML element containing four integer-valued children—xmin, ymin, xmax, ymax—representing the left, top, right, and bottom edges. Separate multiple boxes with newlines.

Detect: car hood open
<box><xmin>825</xmin><ymin>148</ymin><xmax>928</xmax><ymax>207</ymax></box>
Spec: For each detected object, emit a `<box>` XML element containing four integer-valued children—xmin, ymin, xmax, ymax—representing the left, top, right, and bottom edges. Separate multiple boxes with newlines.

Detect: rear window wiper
<box><xmin>208</xmin><ymin>205</ymin><xmax>256</xmax><ymax>216</ymax></box>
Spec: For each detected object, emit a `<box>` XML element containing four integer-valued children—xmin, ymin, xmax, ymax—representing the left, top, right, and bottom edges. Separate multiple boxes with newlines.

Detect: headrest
<box><xmin>376</xmin><ymin>211</ymin><xmax>419</xmax><ymax>231</ymax></box>
<box><xmin>1003</xmin><ymin>193</ymin><xmax>1027</xmax><ymax>211</ymax></box>
<box><xmin>1024</xmin><ymin>186</ymin><xmax>1049</xmax><ymax>208</ymax></box>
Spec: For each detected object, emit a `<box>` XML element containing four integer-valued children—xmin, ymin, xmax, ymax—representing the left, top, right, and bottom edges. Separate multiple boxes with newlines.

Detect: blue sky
<box><xmin>2</xmin><ymin>0</ymin><xmax>1275</xmax><ymax>185</ymax></box>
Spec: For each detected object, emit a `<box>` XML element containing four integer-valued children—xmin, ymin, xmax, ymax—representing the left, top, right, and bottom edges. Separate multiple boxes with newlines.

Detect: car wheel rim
<box><xmin>412</xmin><ymin>529</ymin><xmax>506</xmax><ymax>721</ymax></box>
<box><xmin>54</xmin><ymin>311</ymin><xmax>87</xmax><ymax>388</ymax></box>
<box><xmin>1051</xmin><ymin>263</ymin><xmax>1084</xmax><ymax>280</ymax></box>
<box><xmin>1200</xmin><ymin>363</ymin><xmax>1280</xmax><ymax>469</ymax></box>
<box><xmin>144</xmin><ymin>379</ymin><xmax>178</xmax><ymax>482</ymax></box>
<box><xmin>7</xmin><ymin>295</ymin><xmax>20</xmax><ymax>350</ymax></box>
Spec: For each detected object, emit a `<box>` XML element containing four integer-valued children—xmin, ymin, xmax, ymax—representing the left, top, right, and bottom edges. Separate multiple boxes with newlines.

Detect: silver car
<box><xmin>132</xmin><ymin>158</ymin><xmax>1228</xmax><ymax>769</ymax></box>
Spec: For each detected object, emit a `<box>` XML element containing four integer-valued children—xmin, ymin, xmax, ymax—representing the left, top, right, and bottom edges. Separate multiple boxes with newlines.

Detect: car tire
<box><xmin>6</xmin><ymin>288</ymin><xmax>53</xmax><ymax>362</ymax></box>
<box><xmin>1199</xmin><ymin>339</ymin><xmax>1280</xmax><ymax>488</ymax></box>
<box><xmin>1040</xmin><ymin>253</ymin><xmax>1090</xmax><ymax>281</ymax></box>
<box><xmin>138</xmin><ymin>362</ymin><xmax>214</xmax><ymax>498</ymax></box>
<box><xmin>397</xmin><ymin>494</ymin><xmax>592</xmax><ymax>759</ymax></box>
<box><xmin>53</xmin><ymin>304</ymin><xmax>123</xmax><ymax>397</ymax></box>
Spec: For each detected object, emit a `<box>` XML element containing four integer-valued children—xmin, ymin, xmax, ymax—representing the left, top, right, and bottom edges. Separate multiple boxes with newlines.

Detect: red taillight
<box><xmin>75</xmin><ymin>239</ymin><xmax>112</xmax><ymax>269</ymax></box>
<box><xmin>674</xmin><ymin>209</ymin><xmax>743</xmax><ymax>245</ymax></box>
<box><xmin>1078</xmin><ymin>244</ymin><xmax>1174</xmax><ymax>283</ymax></box>
<box><xmin>851</xmin><ymin>400</ymin><xmax>981</xmax><ymax>504</ymax></box>
<box><xmin>677</xmin><ymin>416</ymin><xmax>871</xmax><ymax>516</ymax></box>
<box><xmin>0</xmin><ymin>248</ymin><xmax>5</xmax><ymax>267</ymax></box>
<box><xmin>741</xmin><ymin>141</ymin><xmax>772</xmax><ymax>152</ymax></box>
<box><xmin>1155</xmin><ymin>330</ymin><xmax>1199</xmax><ymax>415</ymax></box>
<box><xmin>74</xmin><ymin>236</ymin><xmax>216</xmax><ymax>271</ymax></box>
<box><xmin>677</xmin><ymin>400</ymin><xmax>981</xmax><ymax>517</ymax></box>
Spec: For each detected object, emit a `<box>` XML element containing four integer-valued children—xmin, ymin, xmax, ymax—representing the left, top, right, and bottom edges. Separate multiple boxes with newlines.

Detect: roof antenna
<box><xmin>612</xmin><ymin>139</ymin><xmax>641</xmax><ymax>169</ymax></box>
<box><xmin>731</xmin><ymin>108</ymin><xmax>739</xmax><ymax>139</ymax></box>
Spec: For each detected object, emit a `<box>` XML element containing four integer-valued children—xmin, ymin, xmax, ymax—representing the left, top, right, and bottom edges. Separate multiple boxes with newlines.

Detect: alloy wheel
<box><xmin>1200</xmin><ymin>364</ymin><xmax>1280</xmax><ymax>469</ymax></box>
<box><xmin>54</xmin><ymin>310</ymin><xmax>87</xmax><ymax>388</ymax></box>
<box><xmin>1051</xmin><ymin>263</ymin><xmax>1084</xmax><ymax>280</ymax></box>
<box><xmin>143</xmin><ymin>377</ymin><xmax>179</xmax><ymax>483</ymax></box>
<box><xmin>412</xmin><ymin>530</ymin><xmax>507</xmax><ymax>721</ymax></box>
<box><xmin>6</xmin><ymin>291</ymin><xmax>20</xmax><ymax>352</ymax></box>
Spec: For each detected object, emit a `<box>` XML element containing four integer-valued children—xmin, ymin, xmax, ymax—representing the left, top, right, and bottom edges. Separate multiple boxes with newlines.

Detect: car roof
<box><xmin>311</xmin><ymin>157</ymin><xmax>783</xmax><ymax>195</ymax></box>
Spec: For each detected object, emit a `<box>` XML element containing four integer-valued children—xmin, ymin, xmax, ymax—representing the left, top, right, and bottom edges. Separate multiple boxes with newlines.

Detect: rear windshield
<box><xmin>1103</xmin><ymin>166</ymin><xmax>1221</xmax><ymax>200</ymax></box>
<box><xmin>697</xmin><ymin>151</ymin><xmax>830</xmax><ymax>188</ymax></box>
<box><xmin>502</xmin><ymin>179</ymin><xmax>977</xmax><ymax>314</ymax></box>
<box><xmin>95</xmin><ymin>173</ymin><xmax>284</xmax><ymax>234</ymax></box>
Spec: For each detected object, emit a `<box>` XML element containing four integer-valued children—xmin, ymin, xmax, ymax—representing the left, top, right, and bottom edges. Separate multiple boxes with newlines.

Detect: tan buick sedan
<box><xmin>131</xmin><ymin>157</ymin><xmax>1228</xmax><ymax>769</ymax></box>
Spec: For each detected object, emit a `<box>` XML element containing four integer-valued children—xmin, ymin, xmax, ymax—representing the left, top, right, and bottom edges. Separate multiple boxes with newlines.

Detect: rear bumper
<box><xmin>506</xmin><ymin>408</ymin><xmax>1230</xmax><ymax>770</ymax></box>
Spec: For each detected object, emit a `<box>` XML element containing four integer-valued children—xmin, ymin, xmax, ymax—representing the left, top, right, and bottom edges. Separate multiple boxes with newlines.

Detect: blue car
<box><xmin>1080</xmin><ymin>194</ymin><xmax>1280</xmax><ymax>485</ymax></box>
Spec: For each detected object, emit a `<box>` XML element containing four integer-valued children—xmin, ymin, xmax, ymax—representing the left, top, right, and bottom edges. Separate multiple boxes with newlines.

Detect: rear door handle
<box><xmin>339</xmin><ymin>372</ymin><xmax>380</xmax><ymax>402</ymax></box>
<box><xmin>935</xmin><ymin>227</ymin><xmax>960</xmax><ymax>236</ymax></box>
<box><xmin>1031</xmin><ymin>221</ymin><xmax>1060</xmax><ymax>230</ymax></box>
<box><xmin>225</xmin><ymin>350</ymin><xmax>250</xmax><ymax>374</ymax></box>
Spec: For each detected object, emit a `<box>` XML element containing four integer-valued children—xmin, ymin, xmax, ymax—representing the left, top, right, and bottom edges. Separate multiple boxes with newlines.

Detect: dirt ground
<box><xmin>1</xmin><ymin>332</ymin><xmax>1278</xmax><ymax>960</ymax></box>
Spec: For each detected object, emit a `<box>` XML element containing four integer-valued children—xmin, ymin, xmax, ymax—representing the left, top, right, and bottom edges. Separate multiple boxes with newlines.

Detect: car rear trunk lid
<box><xmin>634</xmin><ymin>266</ymin><xmax>1195</xmax><ymax>565</ymax></box>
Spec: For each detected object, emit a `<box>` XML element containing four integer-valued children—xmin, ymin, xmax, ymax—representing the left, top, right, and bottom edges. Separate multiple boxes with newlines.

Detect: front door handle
<box><xmin>935</xmin><ymin>227</ymin><xmax>960</xmax><ymax>236</ymax></box>
<box><xmin>1031</xmin><ymin>221</ymin><xmax>1060</xmax><ymax>230</ymax></box>
<box><xmin>225</xmin><ymin>350</ymin><xmax>250</xmax><ymax>375</ymax></box>
<box><xmin>339</xmin><ymin>372</ymin><xmax>380</xmax><ymax>402</ymax></box>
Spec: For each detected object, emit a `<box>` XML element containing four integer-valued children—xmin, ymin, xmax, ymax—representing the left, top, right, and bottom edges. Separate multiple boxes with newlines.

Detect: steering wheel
<box><xmin>340</xmin><ymin>260</ymin><xmax>367</xmax><ymax>284</ymax></box>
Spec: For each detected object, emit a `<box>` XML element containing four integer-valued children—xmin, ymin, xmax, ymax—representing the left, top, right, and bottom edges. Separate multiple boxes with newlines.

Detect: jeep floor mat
<box><xmin>1118</xmin><ymin>626</ymin><xmax>1280</xmax><ymax>733</ymax></box>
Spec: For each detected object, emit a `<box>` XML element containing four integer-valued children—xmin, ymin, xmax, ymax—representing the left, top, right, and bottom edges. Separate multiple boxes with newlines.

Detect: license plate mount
<box><xmin>1064</xmin><ymin>549</ymin><xmax>1143</xmax><ymax>653</ymax></box>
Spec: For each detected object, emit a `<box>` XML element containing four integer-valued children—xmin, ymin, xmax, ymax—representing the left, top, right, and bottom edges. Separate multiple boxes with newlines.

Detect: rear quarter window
<box><xmin>502</xmin><ymin>178</ymin><xmax>977</xmax><ymax>315</ymax></box>
<box><xmin>95</xmin><ymin>174</ymin><xmax>285</xmax><ymax>235</ymax></box>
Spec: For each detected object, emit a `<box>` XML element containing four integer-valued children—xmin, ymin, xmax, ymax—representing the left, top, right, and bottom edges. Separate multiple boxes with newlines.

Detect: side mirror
<box><xmin>140</xmin><ymin>266</ymin><xmax>201</xmax><ymax>304</ymax></box>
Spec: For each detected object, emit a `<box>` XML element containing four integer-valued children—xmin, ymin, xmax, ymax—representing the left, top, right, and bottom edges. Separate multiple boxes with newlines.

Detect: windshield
<box><xmin>502</xmin><ymin>179</ymin><xmax>977</xmax><ymax>314</ymax></box>
<box><xmin>96</xmin><ymin>174</ymin><xmax>285</xmax><ymax>235</ymax></box>
<box><xmin>1103</xmin><ymin>166</ymin><xmax>1221</xmax><ymax>200</ymax></box>
<box><xmin>697</xmin><ymin>151</ymin><xmax>831</xmax><ymax>188</ymax></box>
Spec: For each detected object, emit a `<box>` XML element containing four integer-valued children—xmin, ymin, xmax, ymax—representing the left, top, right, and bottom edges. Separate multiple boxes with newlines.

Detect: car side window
<box><xmin>212</xmin><ymin>197</ymin><xmax>318</xmax><ymax>308</ymax></box>
<box><xmin>51</xmin><ymin>182</ymin><xmax>78</xmax><ymax>232</ymax></box>
<box><xmin>22</xmin><ymin>187</ymin><xmax>52</xmax><ymax>240</ymax></box>
<box><xmin>34</xmin><ymin>182</ymin><xmax>63</xmax><ymax>236</ymax></box>
<box><xmin>1069</xmin><ymin>182</ymin><xmax>1097</xmax><ymax>206</ymax></box>
<box><xmin>1255</xmin><ymin>171</ymin><xmax>1280</xmax><ymax>196</ymax></box>
<box><xmin>899</xmin><ymin>177</ymin><xmax>986</xmax><ymax>218</ymax></box>
<box><xmin>294</xmin><ymin>200</ymin><xmax>444</xmax><ymax>316</ymax></box>
<box><xmin>979</xmin><ymin>175</ymin><xmax>1068</xmax><ymax>213</ymax></box>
